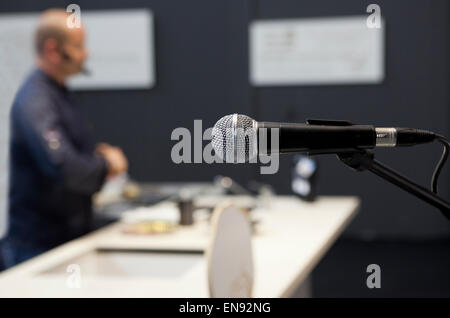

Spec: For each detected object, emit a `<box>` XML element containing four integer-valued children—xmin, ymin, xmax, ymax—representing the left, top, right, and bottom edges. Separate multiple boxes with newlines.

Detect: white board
<box><xmin>0</xmin><ymin>13</ymin><xmax>37</xmax><ymax>238</ymax></box>
<box><xmin>250</xmin><ymin>16</ymin><xmax>385</xmax><ymax>86</ymax></box>
<box><xmin>0</xmin><ymin>9</ymin><xmax>155</xmax><ymax>91</ymax></box>
<box><xmin>69</xmin><ymin>9</ymin><xmax>155</xmax><ymax>89</ymax></box>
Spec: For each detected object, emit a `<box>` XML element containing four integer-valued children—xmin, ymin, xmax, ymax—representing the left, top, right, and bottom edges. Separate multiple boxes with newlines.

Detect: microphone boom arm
<box><xmin>337</xmin><ymin>150</ymin><xmax>450</xmax><ymax>220</ymax></box>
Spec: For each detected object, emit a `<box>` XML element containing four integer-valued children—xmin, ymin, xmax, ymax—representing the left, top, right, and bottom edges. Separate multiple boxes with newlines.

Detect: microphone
<box><xmin>80</xmin><ymin>67</ymin><xmax>91</xmax><ymax>76</ymax></box>
<box><xmin>211</xmin><ymin>114</ymin><xmax>437</xmax><ymax>163</ymax></box>
<box><xmin>61</xmin><ymin>50</ymin><xmax>91</xmax><ymax>75</ymax></box>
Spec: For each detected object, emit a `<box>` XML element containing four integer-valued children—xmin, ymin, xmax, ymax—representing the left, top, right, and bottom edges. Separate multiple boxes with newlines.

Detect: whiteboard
<box><xmin>0</xmin><ymin>13</ymin><xmax>36</xmax><ymax>238</ymax></box>
<box><xmin>249</xmin><ymin>16</ymin><xmax>385</xmax><ymax>86</ymax></box>
<box><xmin>69</xmin><ymin>9</ymin><xmax>155</xmax><ymax>89</ymax></box>
<box><xmin>0</xmin><ymin>9</ymin><xmax>155</xmax><ymax>91</ymax></box>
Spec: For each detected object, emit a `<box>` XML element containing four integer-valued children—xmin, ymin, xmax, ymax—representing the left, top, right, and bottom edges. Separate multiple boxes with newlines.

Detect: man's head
<box><xmin>35</xmin><ymin>9</ymin><xmax>88</xmax><ymax>82</ymax></box>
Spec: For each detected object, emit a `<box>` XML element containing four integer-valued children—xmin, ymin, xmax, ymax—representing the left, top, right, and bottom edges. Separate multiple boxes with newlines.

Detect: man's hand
<box><xmin>96</xmin><ymin>143</ymin><xmax>128</xmax><ymax>178</ymax></box>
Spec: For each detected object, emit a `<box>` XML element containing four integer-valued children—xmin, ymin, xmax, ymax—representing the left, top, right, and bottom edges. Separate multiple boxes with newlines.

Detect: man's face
<box><xmin>61</xmin><ymin>26</ymin><xmax>88</xmax><ymax>75</ymax></box>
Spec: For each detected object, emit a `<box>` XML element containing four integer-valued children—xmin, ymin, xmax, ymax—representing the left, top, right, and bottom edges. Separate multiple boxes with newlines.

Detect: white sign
<box><xmin>250</xmin><ymin>16</ymin><xmax>384</xmax><ymax>86</ymax></box>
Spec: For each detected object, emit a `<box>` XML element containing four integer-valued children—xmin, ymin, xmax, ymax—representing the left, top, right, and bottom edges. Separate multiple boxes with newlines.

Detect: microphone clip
<box><xmin>337</xmin><ymin>150</ymin><xmax>374</xmax><ymax>172</ymax></box>
<box><xmin>306</xmin><ymin>119</ymin><xmax>355</xmax><ymax>126</ymax></box>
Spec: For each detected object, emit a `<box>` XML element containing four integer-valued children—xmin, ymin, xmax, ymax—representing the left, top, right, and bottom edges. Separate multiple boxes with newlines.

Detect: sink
<box><xmin>40</xmin><ymin>248</ymin><xmax>203</xmax><ymax>278</ymax></box>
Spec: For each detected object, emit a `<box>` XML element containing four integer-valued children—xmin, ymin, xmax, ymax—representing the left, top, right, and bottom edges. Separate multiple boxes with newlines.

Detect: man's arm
<box><xmin>13</xmin><ymin>95</ymin><xmax>109</xmax><ymax>194</ymax></box>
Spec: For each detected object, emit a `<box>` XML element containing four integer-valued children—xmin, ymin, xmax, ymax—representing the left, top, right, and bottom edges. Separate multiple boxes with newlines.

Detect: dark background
<box><xmin>1</xmin><ymin>0</ymin><xmax>450</xmax><ymax>296</ymax></box>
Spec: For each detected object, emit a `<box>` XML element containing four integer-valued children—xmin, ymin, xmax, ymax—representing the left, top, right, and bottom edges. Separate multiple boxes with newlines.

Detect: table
<box><xmin>0</xmin><ymin>195</ymin><xmax>359</xmax><ymax>297</ymax></box>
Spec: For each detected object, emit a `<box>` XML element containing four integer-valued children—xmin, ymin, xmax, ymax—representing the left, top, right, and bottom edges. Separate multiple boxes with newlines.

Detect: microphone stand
<box><xmin>336</xmin><ymin>150</ymin><xmax>450</xmax><ymax>220</ymax></box>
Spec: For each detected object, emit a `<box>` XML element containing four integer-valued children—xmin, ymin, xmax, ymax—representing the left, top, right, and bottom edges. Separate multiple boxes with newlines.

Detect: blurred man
<box><xmin>1</xmin><ymin>9</ymin><xmax>128</xmax><ymax>268</ymax></box>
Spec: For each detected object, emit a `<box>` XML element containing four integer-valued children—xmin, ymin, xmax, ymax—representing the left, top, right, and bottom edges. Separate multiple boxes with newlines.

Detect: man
<box><xmin>1</xmin><ymin>9</ymin><xmax>128</xmax><ymax>268</ymax></box>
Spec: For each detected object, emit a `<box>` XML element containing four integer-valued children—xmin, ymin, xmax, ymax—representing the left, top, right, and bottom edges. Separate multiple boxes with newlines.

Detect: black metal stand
<box><xmin>337</xmin><ymin>150</ymin><xmax>450</xmax><ymax>220</ymax></box>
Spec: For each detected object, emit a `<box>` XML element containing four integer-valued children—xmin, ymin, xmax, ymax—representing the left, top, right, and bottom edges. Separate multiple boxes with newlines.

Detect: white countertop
<box><xmin>0</xmin><ymin>195</ymin><xmax>359</xmax><ymax>297</ymax></box>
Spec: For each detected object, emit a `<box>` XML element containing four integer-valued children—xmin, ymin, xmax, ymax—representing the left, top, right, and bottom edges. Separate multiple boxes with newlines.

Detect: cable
<box><xmin>431</xmin><ymin>134</ymin><xmax>450</xmax><ymax>194</ymax></box>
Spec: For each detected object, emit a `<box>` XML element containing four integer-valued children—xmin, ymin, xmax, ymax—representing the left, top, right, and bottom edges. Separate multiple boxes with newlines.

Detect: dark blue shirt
<box><xmin>6</xmin><ymin>69</ymin><xmax>107</xmax><ymax>250</ymax></box>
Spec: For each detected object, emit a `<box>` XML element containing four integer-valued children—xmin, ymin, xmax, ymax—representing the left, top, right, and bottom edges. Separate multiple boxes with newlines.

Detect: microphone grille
<box><xmin>212</xmin><ymin>114</ymin><xmax>257</xmax><ymax>163</ymax></box>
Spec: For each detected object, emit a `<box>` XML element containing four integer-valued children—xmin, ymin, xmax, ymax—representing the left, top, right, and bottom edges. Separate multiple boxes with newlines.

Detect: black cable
<box><xmin>431</xmin><ymin>134</ymin><xmax>450</xmax><ymax>194</ymax></box>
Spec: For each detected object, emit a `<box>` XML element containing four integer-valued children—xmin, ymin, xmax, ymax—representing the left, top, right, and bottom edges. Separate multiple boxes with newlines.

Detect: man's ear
<box><xmin>43</xmin><ymin>38</ymin><xmax>62</xmax><ymax>64</ymax></box>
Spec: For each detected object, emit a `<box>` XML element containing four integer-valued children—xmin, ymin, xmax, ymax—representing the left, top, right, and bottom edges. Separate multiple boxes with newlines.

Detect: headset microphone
<box><xmin>60</xmin><ymin>49</ymin><xmax>90</xmax><ymax>75</ymax></box>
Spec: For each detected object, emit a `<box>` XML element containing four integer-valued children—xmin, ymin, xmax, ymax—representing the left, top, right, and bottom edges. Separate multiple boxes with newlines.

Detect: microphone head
<box><xmin>81</xmin><ymin>67</ymin><xmax>91</xmax><ymax>76</ymax></box>
<box><xmin>211</xmin><ymin>114</ymin><xmax>258</xmax><ymax>163</ymax></box>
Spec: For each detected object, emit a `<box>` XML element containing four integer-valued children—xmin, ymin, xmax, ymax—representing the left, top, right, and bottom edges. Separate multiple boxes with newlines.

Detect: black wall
<box><xmin>2</xmin><ymin>0</ymin><xmax>450</xmax><ymax>239</ymax></box>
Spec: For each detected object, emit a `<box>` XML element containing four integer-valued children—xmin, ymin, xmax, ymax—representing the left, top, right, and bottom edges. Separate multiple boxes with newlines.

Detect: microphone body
<box><xmin>259</xmin><ymin>122</ymin><xmax>375</xmax><ymax>155</ymax></box>
<box><xmin>259</xmin><ymin>121</ymin><xmax>436</xmax><ymax>155</ymax></box>
<box><xmin>211</xmin><ymin>114</ymin><xmax>437</xmax><ymax>163</ymax></box>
